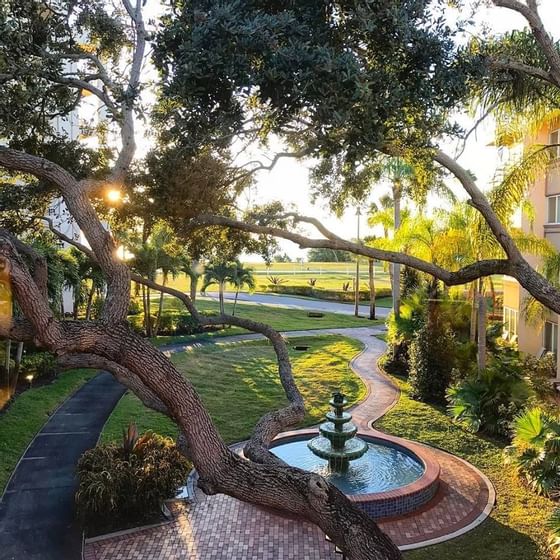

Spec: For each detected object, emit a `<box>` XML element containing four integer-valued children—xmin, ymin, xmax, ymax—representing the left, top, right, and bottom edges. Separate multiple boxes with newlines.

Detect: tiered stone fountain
<box><xmin>307</xmin><ymin>391</ymin><xmax>368</xmax><ymax>472</ymax></box>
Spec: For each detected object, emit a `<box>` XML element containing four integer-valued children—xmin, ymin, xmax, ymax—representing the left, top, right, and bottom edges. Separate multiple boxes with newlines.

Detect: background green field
<box><xmin>162</xmin><ymin>261</ymin><xmax>392</xmax><ymax>292</ymax></box>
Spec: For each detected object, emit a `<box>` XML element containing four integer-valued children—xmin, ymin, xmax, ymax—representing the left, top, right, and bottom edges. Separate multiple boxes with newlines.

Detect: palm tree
<box><xmin>230</xmin><ymin>261</ymin><xmax>256</xmax><ymax>316</ymax></box>
<box><xmin>379</xmin><ymin>158</ymin><xmax>416</xmax><ymax>319</ymax></box>
<box><xmin>125</xmin><ymin>223</ymin><xmax>183</xmax><ymax>337</ymax></box>
<box><xmin>202</xmin><ymin>262</ymin><xmax>235</xmax><ymax>315</ymax></box>
<box><xmin>182</xmin><ymin>259</ymin><xmax>203</xmax><ymax>303</ymax></box>
<box><xmin>68</xmin><ymin>248</ymin><xmax>105</xmax><ymax>320</ymax></box>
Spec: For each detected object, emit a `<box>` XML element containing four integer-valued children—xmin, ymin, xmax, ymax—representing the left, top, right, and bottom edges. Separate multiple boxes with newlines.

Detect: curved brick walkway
<box><xmin>84</xmin><ymin>327</ymin><xmax>494</xmax><ymax>559</ymax></box>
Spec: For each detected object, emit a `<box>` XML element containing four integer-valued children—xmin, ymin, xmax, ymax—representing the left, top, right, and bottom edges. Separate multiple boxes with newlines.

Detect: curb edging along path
<box><xmin>85</xmin><ymin>327</ymin><xmax>495</xmax><ymax>560</ymax></box>
<box><xmin>0</xmin><ymin>372</ymin><xmax>126</xmax><ymax>560</ymax></box>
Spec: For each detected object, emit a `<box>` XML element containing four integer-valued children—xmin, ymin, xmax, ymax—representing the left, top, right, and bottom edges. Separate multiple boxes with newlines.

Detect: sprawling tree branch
<box><xmin>488</xmin><ymin>58</ymin><xmax>557</xmax><ymax>86</ymax></box>
<box><xmin>2</xmin><ymin>227</ymin><xmax>401</xmax><ymax>559</ymax></box>
<box><xmin>493</xmin><ymin>0</ymin><xmax>560</xmax><ymax>87</ymax></box>
<box><xmin>57</xmin><ymin>352</ymin><xmax>168</xmax><ymax>415</ymax></box>
<box><xmin>188</xmin><ymin>213</ymin><xmax>515</xmax><ymax>284</ymax></box>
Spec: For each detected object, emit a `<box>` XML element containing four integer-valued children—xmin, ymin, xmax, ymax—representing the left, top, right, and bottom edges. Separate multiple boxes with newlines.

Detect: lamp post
<box><xmin>354</xmin><ymin>207</ymin><xmax>361</xmax><ymax>317</ymax></box>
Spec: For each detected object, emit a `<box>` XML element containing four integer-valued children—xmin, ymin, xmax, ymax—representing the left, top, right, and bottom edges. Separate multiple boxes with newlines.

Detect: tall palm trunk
<box><xmin>153</xmin><ymin>279</ymin><xmax>167</xmax><ymax>337</ymax></box>
<box><xmin>85</xmin><ymin>283</ymin><xmax>95</xmax><ymax>320</ymax></box>
<box><xmin>233</xmin><ymin>287</ymin><xmax>240</xmax><ymax>316</ymax></box>
<box><xmin>4</xmin><ymin>340</ymin><xmax>11</xmax><ymax>375</ymax></box>
<box><xmin>189</xmin><ymin>274</ymin><xmax>199</xmax><ymax>303</ymax></box>
<box><xmin>368</xmin><ymin>258</ymin><xmax>376</xmax><ymax>320</ymax></box>
<box><xmin>219</xmin><ymin>281</ymin><xmax>225</xmax><ymax>315</ymax></box>
<box><xmin>477</xmin><ymin>294</ymin><xmax>487</xmax><ymax>371</ymax></box>
<box><xmin>392</xmin><ymin>183</ymin><xmax>401</xmax><ymax>319</ymax></box>
<box><xmin>14</xmin><ymin>342</ymin><xmax>23</xmax><ymax>375</ymax></box>
<box><xmin>73</xmin><ymin>281</ymin><xmax>80</xmax><ymax>319</ymax></box>
<box><xmin>469</xmin><ymin>282</ymin><xmax>477</xmax><ymax>343</ymax></box>
<box><xmin>146</xmin><ymin>286</ymin><xmax>153</xmax><ymax>337</ymax></box>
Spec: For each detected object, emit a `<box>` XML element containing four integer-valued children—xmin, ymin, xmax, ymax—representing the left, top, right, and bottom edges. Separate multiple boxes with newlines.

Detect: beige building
<box><xmin>502</xmin><ymin>121</ymin><xmax>560</xmax><ymax>378</ymax></box>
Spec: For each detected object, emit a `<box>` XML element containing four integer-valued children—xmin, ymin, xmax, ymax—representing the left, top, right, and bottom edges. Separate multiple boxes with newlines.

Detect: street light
<box><xmin>354</xmin><ymin>207</ymin><xmax>361</xmax><ymax>317</ymax></box>
<box><xmin>105</xmin><ymin>187</ymin><xmax>122</xmax><ymax>204</ymax></box>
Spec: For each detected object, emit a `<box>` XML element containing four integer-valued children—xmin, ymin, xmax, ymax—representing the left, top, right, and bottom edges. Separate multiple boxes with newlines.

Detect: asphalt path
<box><xmin>201</xmin><ymin>291</ymin><xmax>391</xmax><ymax>318</ymax></box>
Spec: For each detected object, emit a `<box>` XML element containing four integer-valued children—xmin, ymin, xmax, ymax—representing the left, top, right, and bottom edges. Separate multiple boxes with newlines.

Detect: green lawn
<box><xmin>161</xmin><ymin>261</ymin><xmax>393</xmax><ymax>293</ymax></box>
<box><xmin>0</xmin><ymin>369</ymin><xmax>96</xmax><ymax>493</ymax></box>
<box><xmin>101</xmin><ymin>335</ymin><xmax>365</xmax><ymax>444</ymax></box>
<box><xmin>147</xmin><ymin>297</ymin><xmax>381</xmax><ymax>348</ymax></box>
<box><xmin>375</xmin><ymin>375</ymin><xmax>554</xmax><ymax>560</ymax></box>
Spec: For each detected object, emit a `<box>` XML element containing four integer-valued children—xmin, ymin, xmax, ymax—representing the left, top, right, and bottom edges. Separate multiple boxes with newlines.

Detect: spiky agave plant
<box><xmin>122</xmin><ymin>422</ymin><xmax>139</xmax><ymax>461</ymax></box>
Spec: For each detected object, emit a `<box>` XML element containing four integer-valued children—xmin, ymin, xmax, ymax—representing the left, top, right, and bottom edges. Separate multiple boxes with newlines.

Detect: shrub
<box><xmin>307</xmin><ymin>278</ymin><xmax>317</xmax><ymax>287</ymax></box>
<box><xmin>524</xmin><ymin>352</ymin><xmax>557</xmax><ymax>403</ymax></box>
<box><xmin>128</xmin><ymin>298</ymin><xmax>142</xmax><ymax>316</ymax></box>
<box><xmin>504</xmin><ymin>407</ymin><xmax>560</xmax><ymax>496</ymax></box>
<box><xmin>21</xmin><ymin>352</ymin><xmax>56</xmax><ymax>379</ymax></box>
<box><xmin>401</xmin><ymin>266</ymin><xmax>421</xmax><ymax>299</ymax></box>
<box><xmin>127</xmin><ymin>311</ymin><xmax>217</xmax><ymax>337</ymax></box>
<box><xmin>448</xmin><ymin>351</ymin><xmax>531</xmax><ymax>438</ymax></box>
<box><xmin>76</xmin><ymin>429</ymin><xmax>190</xmax><ymax>533</ymax></box>
<box><xmin>262</xmin><ymin>283</ymin><xmax>392</xmax><ymax>302</ymax></box>
<box><xmin>408</xmin><ymin>313</ymin><xmax>456</xmax><ymax>403</ymax></box>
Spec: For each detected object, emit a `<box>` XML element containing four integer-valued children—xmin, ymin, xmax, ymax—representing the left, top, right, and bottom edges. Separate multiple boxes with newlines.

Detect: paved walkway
<box><xmin>0</xmin><ymin>373</ymin><xmax>126</xmax><ymax>560</ymax></box>
<box><xmin>202</xmin><ymin>291</ymin><xmax>391</xmax><ymax>318</ymax></box>
<box><xmin>84</xmin><ymin>328</ymin><xmax>494</xmax><ymax>559</ymax></box>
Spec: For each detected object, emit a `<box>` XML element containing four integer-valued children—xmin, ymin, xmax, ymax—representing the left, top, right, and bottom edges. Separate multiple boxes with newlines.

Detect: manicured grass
<box><xmin>101</xmin><ymin>335</ymin><xmax>365</xmax><ymax>445</ymax></box>
<box><xmin>152</xmin><ymin>297</ymin><xmax>381</xmax><ymax>334</ymax></box>
<box><xmin>161</xmin><ymin>261</ymin><xmax>393</xmax><ymax>293</ymax></box>
<box><xmin>0</xmin><ymin>369</ymin><xmax>96</xmax><ymax>494</ymax></box>
<box><xmin>375</xmin><ymin>374</ymin><xmax>555</xmax><ymax>560</ymax></box>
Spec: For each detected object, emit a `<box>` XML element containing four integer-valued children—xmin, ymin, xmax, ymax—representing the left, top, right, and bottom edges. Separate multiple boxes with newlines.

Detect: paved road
<box><xmin>202</xmin><ymin>291</ymin><xmax>391</xmax><ymax>318</ymax></box>
<box><xmin>0</xmin><ymin>373</ymin><xmax>126</xmax><ymax>560</ymax></box>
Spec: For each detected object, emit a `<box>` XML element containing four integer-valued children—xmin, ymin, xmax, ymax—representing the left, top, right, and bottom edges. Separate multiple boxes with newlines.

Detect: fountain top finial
<box><xmin>332</xmin><ymin>390</ymin><xmax>345</xmax><ymax>404</ymax></box>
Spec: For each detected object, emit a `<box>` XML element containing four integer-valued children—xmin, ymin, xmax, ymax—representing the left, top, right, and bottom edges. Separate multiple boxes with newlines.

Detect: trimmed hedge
<box><xmin>262</xmin><ymin>284</ymin><xmax>392</xmax><ymax>302</ymax></box>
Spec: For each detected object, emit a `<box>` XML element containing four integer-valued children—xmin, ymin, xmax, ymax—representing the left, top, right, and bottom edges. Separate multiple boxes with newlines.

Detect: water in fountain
<box><xmin>307</xmin><ymin>391</ymin><xmax>368</xmax><ymax>472</ymax></box>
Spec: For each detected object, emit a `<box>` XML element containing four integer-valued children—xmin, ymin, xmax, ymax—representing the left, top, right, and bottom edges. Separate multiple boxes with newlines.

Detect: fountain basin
<box><xmin>270</xmin><ymin>430</ymin><xmax>440</xmax><ymax>519</ymax></box>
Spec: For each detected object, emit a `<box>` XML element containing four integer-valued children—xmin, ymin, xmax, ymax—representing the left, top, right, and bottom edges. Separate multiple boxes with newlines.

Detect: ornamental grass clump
<box><xmin>76</xmin><ymin>427</ymin><xmax>190</xmax><ymax>533</ymax></box>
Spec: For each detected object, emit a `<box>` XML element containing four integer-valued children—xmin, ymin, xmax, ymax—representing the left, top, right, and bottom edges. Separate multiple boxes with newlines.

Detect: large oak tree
<box><xmin>2</xmin><ymin>1</ymin><xmax>560</xmax><ymax>559</ymax></box>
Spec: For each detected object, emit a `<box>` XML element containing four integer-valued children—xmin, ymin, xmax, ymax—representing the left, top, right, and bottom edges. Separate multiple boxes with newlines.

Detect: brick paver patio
<box><xmin>84</xmin><ymin>327</ymin><xmax>494</xmax><ymax>559</ymax></box>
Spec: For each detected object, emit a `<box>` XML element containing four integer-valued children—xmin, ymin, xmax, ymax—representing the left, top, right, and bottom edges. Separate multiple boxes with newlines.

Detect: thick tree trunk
<box><xmin>368</xmin><ymin>258</ymin><xmax>376</xmax><ymax>320</ymax></box>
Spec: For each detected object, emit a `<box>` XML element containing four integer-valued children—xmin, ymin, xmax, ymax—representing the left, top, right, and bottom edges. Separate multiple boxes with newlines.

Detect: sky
<box><xmin>239</xmin><ymin>0</ymin><xmax>560</xmax><ymax>260</ymax></box>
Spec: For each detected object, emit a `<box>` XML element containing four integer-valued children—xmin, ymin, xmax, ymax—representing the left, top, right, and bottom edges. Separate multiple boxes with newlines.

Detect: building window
<box><xmin>551</xmin><ymin>129</ymin><xmax>560</xmax><ymax>160</ymax></box>
<box><xmin>503</xmin><ymin>307</ymin><xmax>518</xmax><ymax>340</ymax></box>
<box><xmin>548</xmin><ymin>195</ymin><xmax>560</xmax><ymax>223</ymax></box>
<box><xmin>544</xmin><ymin>321</ymin><xmax>558</xmax><ymax>356</ymax></box>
